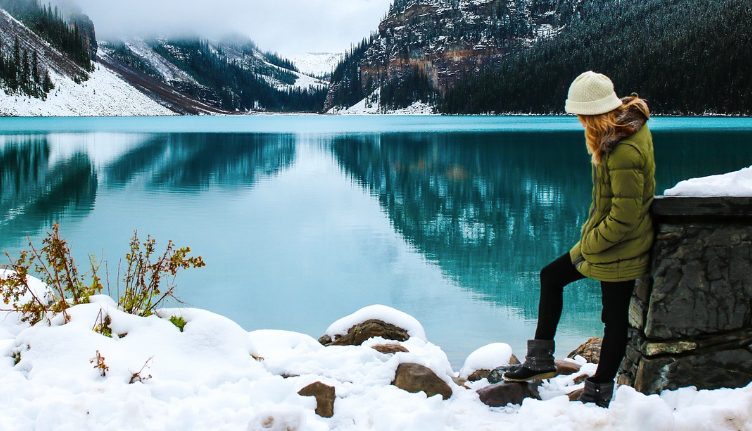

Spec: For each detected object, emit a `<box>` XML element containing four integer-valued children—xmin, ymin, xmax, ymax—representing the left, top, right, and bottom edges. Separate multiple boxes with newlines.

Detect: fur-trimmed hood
<box><xmin>602</xmin><ymin>97</ymin><xmax>649</xmax><ymax>154</ymax></box>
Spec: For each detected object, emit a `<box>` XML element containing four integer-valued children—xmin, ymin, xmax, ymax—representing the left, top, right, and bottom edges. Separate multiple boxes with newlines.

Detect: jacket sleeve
<box><xmin>581</xmin><ymin>144</ymin><xmax>645</xmax><ymax>256</ymax></box>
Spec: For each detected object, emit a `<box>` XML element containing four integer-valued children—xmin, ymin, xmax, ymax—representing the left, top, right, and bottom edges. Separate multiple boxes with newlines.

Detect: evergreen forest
<box><xmin>149</xmin><ymin>39</ymin><xmax>326</xmax><ymax>112</ymax></box>
<box><xmin>0</xmin><ymin>0</ymin><xmax>92</xmax><ymax>71</ymax></box>
<box><xmin>0</xmin><ymin>37</ymin><xmax>54</xmax><ymax>99</ymax></box>
<box><xmin>328</xmin><ymin>36</ymin><xmax>376</xmax><ymax>109</ymax></box>
<box><xmin>441</xmin><ymin>0</ymin><xmax>752</xmax><ymax>115</ymax></box>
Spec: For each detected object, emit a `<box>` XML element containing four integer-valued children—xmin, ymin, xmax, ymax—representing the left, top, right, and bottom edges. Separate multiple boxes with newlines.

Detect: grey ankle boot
<box><xmin>578</xmin><ymin>378</ymin><xmax>614</xmax><ymax>407</ymax></box>
<box><xmin>503</xmin><ymin>339</ymin><xmax>557</xmax><ymax>382</ymax></box>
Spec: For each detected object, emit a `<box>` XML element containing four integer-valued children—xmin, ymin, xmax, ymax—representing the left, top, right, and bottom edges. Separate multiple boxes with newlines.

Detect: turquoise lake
<box><xmin>2</xmin><ymin>115</ymin><xmax>752</xmax><ymax>367</ymax></box>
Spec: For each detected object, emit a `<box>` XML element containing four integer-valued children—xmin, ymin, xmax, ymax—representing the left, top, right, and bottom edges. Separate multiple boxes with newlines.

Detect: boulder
<box><xmin>477</xmin><ymin>381</ymin><xmax>541</xmax><ymax>407</ymax></box>
<box><xmin>372</xmin><ymin>343</ymin><xmax>409</xmax><ymax>354</ymax></box>
<box><xmin>392</xmin><ymin>363</ymin><xmax>453</xmax><ymax>400</ymax></box>
<box><xmin>568</xmin><ymin>337</ymin><xmax>602</xmax><ymax>363</ymax></box>
<box><xmin>298</xmin><ymin>381</ymin><xmax>335</xmax><ymax>418</ymax></box>
<box><xmin>319</xmin><ymin>319</ymin><xmax>410</xmax><ymax>346</ymax></box>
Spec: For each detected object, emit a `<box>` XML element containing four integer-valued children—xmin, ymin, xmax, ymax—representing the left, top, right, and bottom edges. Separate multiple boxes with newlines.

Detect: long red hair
<box><xmin>578</xmin><ymin>96</ymin><xmax>650</xmax><ymax>165</ymax></box>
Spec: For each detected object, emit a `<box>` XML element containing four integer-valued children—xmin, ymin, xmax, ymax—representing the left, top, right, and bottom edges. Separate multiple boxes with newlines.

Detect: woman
<box><xmin>503</xmin><ymin>71</ymin><xmax>655</xmax><ymax>408</ymax></box>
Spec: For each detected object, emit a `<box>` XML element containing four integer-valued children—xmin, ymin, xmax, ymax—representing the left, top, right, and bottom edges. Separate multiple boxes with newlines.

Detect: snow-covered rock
<box><xmin>459</xmin><ymin>342</ymin><xmax>514</xmax><ymax>379</ymax></box>
<box><xmin>324</xmin><ymin>304</ymin><xmax>427</xmax><ymax>341</ymax></box>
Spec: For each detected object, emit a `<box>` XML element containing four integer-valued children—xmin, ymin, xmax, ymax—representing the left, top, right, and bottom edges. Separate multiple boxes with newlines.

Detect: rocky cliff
<box><xmin>325</xmin><ymin>0</ymin><xmax>576</xmax><ymax>111</ymax></box>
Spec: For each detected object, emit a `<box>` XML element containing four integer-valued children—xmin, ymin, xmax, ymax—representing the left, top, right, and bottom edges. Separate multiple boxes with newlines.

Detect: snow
<box><xmin>664</xmin><ymin>165</ymin><xmax>752</xmax><ymax>197</ymax></box>
<box><xmin>111</xmin><ymin>39</ymin><xmax>199</xmax><ymax>86</ymax></box>
<box><xmin>0</xmin><ymin>64</ymin><xmax>175</xmax><ymax>117</ymax></box>
<box><xmin>327</xmin><ymin>89</ymin><xmax>436</xmax><ymax>115</ymax></box>
<box><xmin>285</xmin><ymin>52</ymin><xmax>344</xmax><ymax>77</ymax></box>
<box><xmin>458</xmin><ymin>343</ymin><xmax>514</xmax><ymax>378</ymax></box>
<box><xmin>1</xmin><ymin>273</ymin><xmax>752</xmax><ymax>430</ymax></box>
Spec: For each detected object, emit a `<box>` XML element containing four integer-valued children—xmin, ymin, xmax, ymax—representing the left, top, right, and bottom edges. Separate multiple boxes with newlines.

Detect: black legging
<box><xmin>534</xmin><ymin>252</ymin><xmax>635</xmax><ymax>383</ymax></box>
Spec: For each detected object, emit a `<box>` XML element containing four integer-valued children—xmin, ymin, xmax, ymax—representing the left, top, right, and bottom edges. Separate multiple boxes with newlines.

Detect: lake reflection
<box><xmin>1</xmin><ymin>117</ymin><xmax>752</xmax><ymax>367</ymax></box>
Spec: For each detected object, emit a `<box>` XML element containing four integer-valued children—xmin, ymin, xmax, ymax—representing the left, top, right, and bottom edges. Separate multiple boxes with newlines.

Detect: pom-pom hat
<box><xmin>565</xmin><ymin>71</ymin><xmax>623</xmax><ymax>115</ymax></box>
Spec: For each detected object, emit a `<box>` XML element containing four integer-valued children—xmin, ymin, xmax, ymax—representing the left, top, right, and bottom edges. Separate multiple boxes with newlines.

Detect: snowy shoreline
<box><xmin>1</xmin><ymin>276</ymin><xmax>751</xmax><ymax>430</ymax></box>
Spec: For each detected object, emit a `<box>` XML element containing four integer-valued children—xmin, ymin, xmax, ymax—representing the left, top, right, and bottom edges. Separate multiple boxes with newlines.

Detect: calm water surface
<box><xmin>2</xmin><ymin>115</ymin><xmax>752</xmax><ymax>367</ymax></box>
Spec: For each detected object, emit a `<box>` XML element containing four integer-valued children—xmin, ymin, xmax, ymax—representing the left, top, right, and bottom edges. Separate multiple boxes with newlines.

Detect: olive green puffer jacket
<box><xmin>569</xmin><ymin>123</ymin><xmax>656</xmax><ymax>282</ymax></box>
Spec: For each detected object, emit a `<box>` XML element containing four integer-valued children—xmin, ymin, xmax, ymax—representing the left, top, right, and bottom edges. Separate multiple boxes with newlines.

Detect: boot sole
<box><xmin>502</xmin><ymin>371</ymin><xmax>558</xmax><ymax>382</ymax></box>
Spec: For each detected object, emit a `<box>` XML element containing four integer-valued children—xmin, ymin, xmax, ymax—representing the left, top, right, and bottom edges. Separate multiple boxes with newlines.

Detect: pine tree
<box><xmin>32</xmin><ymin>50</ymin><xmax>40</xmax><ymax>84</ymax></box>
<box><xmin>43</xmin><ymin>70</ymin><xmax>54</xmax><ymax>93</ymax></box>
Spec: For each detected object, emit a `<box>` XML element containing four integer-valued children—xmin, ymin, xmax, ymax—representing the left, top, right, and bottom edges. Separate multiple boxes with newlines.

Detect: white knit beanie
<box><xmin>565</xmin><ymin>71</ymin><xmax>623</xmax><ymax>115</ymax></box>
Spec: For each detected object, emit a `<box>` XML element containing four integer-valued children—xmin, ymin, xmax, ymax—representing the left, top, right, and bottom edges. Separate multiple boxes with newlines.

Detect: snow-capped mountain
<box><xmin>0</xmin><ymin>0</ymin><xmax>328</xmax><ymax>116</ymax></box>
<box><xmin>0</xmin><ymin>8</ymin><xmax>173</xmax><ymax>116</ymax></box>
<box><xmin>97</xmin><ymin>36</ymin><xmax>328</xmax><ymax>114</ymax></box>
<box><xmin>285</xmin><ymin>52</ymin><xmax>344</xmax><ymax>78</ymax></box>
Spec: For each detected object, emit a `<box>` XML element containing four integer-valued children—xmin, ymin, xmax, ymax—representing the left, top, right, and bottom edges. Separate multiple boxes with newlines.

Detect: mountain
<box><xmin>324</xmin><ymin>0</ymin><xmax>569</xmax><ymax>112</ymax></box>
<box><xmin>0</xmin><ymin>0</ymin><xmax>328</xmax><ymax>115</ymax></box>
<box><xmin>326</xmin><ymin>0</ymin><xmax>752</xmax><ymax>115</ymax></box>
<box><xmin>98</xmin><ymin>36</ymin><xmax>329</xmax><ymax>114</ymax></box>
<box><xmin>0</xmin><ymin>4</ymin><xmax>173</xmax><ymax>116</ymax></box>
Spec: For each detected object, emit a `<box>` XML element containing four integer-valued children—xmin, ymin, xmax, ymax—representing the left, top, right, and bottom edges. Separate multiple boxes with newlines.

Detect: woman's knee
<box><xmin>539</xmin><ymin>265</ymin><xmax>564</xmax><ymax>293</ymax></box>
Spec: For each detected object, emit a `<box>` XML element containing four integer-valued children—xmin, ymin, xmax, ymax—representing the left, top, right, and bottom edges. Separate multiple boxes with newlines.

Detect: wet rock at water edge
<box><xmin>319</xmin><ymin>319</ymin><xmax>411</xmax><ymax>346</ymax></box>
<box><xmin>568</xmin><ymin>337</ymin><xmax>602</xmax><ymax>363</ymax></box>
<box><xmin>477</xmin><ymin>381</ymin><xmax>541</xmax><ymax>407</ymax></box>
<box><xmin>392</xmin><ymin>363</ymin><xmax>453</xmax><ymax>400</ymax></box>
<box><xmin>298</xmin><ymin>381</ymin><xmax>336</xmax><ymax>418</ymax></box>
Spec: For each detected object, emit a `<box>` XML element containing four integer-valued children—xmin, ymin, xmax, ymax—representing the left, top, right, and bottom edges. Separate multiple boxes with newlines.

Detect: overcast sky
<box><xmin>65</xmin><ymin>0</ymin><xmax>392</xmax><ymax>55</ymax></box>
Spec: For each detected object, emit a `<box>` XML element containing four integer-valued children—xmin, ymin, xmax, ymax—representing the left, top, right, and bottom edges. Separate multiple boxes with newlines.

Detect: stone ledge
<box><xmin>652</xmin><ymin>196</ymin><xmax>752</xmax><ymax>222</ymax></box>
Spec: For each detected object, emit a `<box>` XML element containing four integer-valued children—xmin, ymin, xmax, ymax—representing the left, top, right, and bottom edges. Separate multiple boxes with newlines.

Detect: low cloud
<box><xmin>62</xmin><ymin>0</ymin><xmax>391</xmax><ymax>55</ymax></box>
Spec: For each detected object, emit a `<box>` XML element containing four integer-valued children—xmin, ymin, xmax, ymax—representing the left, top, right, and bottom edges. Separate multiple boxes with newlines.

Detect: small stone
<box><xmin>487</xmin><ymin>364</ymin><xmax>518</xmax><ymax>384</ymax></box>
<box><xmin>510</xmin><ymin>354</ymin><xmax>521</xmax><ymax>365</ymax></box>
<box><xmin>466</xmin><ymin>369</ymin><xmax>491</xmax><ymax>382</ymax></box>
<box><xmin>567</xmin><ymin>388</ymin><xmax>583</xmax><ymax>401</ymax></box>
<box><xmin>372</xmin><ymin>343</ymin><xmax>409</xmax><ymax>354</ymax></box>
<box><xmin>477</xmin><ymin>381</ymin><xmax>541</xmax><ymax>407</ymax></box>
<box><xmin>298</xmin><ymin>381</ymin><xmax>336</xmax><ymax>418</ymax></box>
<box><xmin>392</xmin><ymin>363</ymin><xmax>452</xmax><ymax>400</ymax></box>
<box><xmin>573</xmin><ymin>374</ymin><xmax>588</xmax><ymax>385</ymax></box>
<box><xmin>568</xmin><ymin>337</ymin><xmax>602</xmax><ymax>363</ymax></box>
<box><xmin>555</xmin><ymin>359</ymin><xmax>581</xmax><ymax>376</ymax></box>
